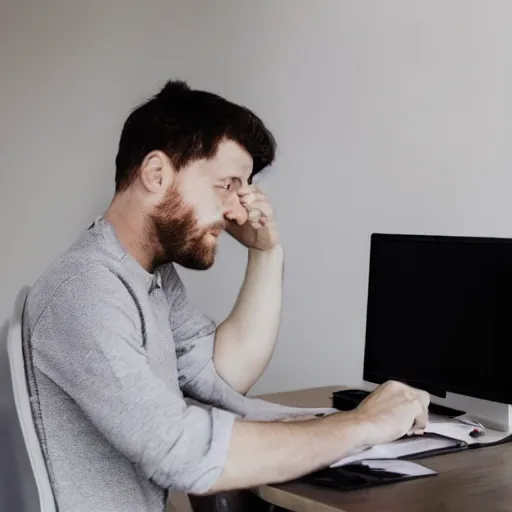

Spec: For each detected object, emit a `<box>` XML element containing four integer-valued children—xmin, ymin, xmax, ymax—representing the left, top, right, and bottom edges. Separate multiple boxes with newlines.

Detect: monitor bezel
<box><xmin>363</xmin><ymin>232</ymin><xmax>512</xmax><ymax>404</ymax></box>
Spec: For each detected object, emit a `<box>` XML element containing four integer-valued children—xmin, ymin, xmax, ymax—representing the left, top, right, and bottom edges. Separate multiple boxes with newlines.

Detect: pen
<box><xmin>455</xmin><ymin>417</ymin><xmax>485</xmax><ymax>430</ymax></box>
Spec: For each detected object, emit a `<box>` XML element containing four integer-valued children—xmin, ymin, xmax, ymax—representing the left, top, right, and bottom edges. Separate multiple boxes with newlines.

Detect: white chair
<box><xmin>0</xmin><ymin>286</ymin><xmax>56</xmax><ymax>512</ymax></box>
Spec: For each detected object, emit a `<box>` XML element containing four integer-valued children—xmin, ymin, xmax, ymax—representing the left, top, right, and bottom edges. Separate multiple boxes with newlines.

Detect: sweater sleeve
<box><xmin>162</xmin><ymin>264</ymin><xmax>337</xmax><ymax>421</ymax></box>
<box><xmin>30</xmin><ymin>267</ymin><xmax>235</xmax><ymax>494</ymax></box>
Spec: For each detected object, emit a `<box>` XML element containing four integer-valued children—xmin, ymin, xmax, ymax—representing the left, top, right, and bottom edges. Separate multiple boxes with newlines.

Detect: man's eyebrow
<box><xmin>241</xmin><ymin>166</ymin><xmax>252</xmax><ymax>180</ymax></box>
<box><xmin>229</xmin><ymin>169</ymin><xmax>251</xmax><ymax>180</ymax></box>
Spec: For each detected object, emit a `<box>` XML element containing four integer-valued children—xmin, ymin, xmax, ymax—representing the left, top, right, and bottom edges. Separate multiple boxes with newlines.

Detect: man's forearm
<box><xmin>214</xmin><ymin>245</ymin><xmax>284</xmax><ymax>394</ymax></box>
<box><xmin>199</xmin><ymin>378</ymin><xmax>431</xmax><ymax>495</ymax></box>
<box><xmin>203</xmin><ymin>411</ymin><xmax>366</xmax><ymax>494</ymax></box>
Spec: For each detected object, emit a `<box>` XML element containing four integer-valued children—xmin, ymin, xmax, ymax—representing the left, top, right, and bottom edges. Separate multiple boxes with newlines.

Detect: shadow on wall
<box><xmin>0</xmin><ymin>318</ymin><xmax>32</xmax><ymax>512</ymax></box>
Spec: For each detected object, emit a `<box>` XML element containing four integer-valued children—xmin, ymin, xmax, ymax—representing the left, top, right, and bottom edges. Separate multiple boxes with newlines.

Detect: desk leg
<box><xmin>188</xmin><ymin>491</ymin><xmax>289</xmax><ymax>512</ymax></box>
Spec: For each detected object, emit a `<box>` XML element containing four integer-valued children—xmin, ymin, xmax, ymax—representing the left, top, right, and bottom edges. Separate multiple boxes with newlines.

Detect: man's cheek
<box><xmin>198</xmin><ymin>199</ymin><xmax>224</xmax><ymax>227</ymax></box>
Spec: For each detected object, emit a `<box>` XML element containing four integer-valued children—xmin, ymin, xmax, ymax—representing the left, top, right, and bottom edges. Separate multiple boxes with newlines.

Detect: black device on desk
<box><xmin>333</xmin><ymin>233</ymin><xmax>512</xmax><ymax>413</ymax></box>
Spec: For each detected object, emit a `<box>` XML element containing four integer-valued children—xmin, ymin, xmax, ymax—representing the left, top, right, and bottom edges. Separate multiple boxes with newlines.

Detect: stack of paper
<box><xmin>426</xmin><ymin>416</ymin><xmax>512</xmax><ymax>445</ymax></box>
<box><xmin>331</xmin><ymin>435</ymin><xmax>458</xmax><ymax>468</ymax></box>
<box><xmin>356</xmin><ymin>459</ymin><xmax>437</xmax><ymax>477</ymax></box>
<box><xmin>331</xmin><ymin>416</ymin><xmax>512</xmax><ymax>469</ymax></box>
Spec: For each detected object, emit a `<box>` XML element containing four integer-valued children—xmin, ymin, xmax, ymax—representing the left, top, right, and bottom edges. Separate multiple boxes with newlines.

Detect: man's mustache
<box><xmin>211</xmin><ymin>219</ymin><xmax>227</xmax><ymax>230</ymax></box>
<box><xmin>207</xmin><ymin>220</ymin><xmax>227</xmax><ymax>236</ymax></box>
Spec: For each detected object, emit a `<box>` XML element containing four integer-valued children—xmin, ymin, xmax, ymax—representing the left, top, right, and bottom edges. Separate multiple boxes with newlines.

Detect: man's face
<box><xmin>150</xmin><ymin>139</ymin><xmax>252</xmax><ymax>269</ymax></box>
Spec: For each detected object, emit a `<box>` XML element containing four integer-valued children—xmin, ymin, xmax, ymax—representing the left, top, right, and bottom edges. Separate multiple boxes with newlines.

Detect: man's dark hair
<box><xmin>114</xmin><ymin>80</ymin><xmax>277</xmax><ymax>192</ymax></box>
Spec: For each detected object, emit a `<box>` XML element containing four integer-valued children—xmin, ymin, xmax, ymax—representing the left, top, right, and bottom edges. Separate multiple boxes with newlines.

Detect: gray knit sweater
<box><xmin>22</xmin><ymin>218</ymin><xmax>333</xmax><ymax>512</ymax></box>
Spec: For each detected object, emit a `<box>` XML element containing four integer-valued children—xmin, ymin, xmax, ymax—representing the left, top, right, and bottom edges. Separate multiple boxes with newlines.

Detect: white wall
<box><xmin>1</xmin><ymin>0</ymin><xmax>511</xmax><ymax>395</ymax></box>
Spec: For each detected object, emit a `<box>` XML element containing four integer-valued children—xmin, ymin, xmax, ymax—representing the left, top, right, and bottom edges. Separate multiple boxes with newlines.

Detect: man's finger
<box><xmin>239</xmin><ymin>191</ymin><xmax>266</xmax><ymax>206</ymax></box>
<box><xmin>244</xmin><ymin>201</ymin><xmax>273</xmax><ymax>219</ymax></box>
<box><xmin>419</xmin><ymin>390</ymin><xmax>431</xmax><ymax>410</ymax></box>
<box><xmin>248</xmin><ymin>209</ymin><xmax>262</xmax><ymax>222</ymax></box>
<box><xmin>413</xmin><ymin>412</ymin><xmax>427</xmax><ymax>432</ymax></box>
<box><xmin>412</xmin><ymin>395</ymin><xmax>428</xmax><ymax>433</ymax></box>
<box><xmin>237</xmin><ymin>183</ymin><xmax>260</xmax><ymax>196</ymax></box>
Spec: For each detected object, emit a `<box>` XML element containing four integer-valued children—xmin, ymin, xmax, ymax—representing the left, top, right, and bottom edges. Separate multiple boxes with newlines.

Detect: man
<box><xmin>23</xmin><ymin>80</ymin><xmax>429</xmax><ymax>512</ymax></box>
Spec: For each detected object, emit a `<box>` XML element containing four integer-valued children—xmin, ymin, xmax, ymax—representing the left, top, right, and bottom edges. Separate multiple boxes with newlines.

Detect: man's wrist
<box><xmin>320</xmin><ymin>411</ymin><xmax>374</xmax><ymax>458</ymax></box>
<box><xmin>248</xmin><ymin>244</ymin><xmax>284</xmax><ymax>261</ymax></box>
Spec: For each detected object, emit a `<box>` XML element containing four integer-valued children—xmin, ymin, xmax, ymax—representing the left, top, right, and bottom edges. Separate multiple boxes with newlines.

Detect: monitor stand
<box><xmin>361</xmin><ymin>381</ymin><xmax>512</xmax><ymax>432</ymax></box>
<box><xmin>440</xmin><ymin>392</ymin><xmax>512</xmax><ymax>432</ymax></box>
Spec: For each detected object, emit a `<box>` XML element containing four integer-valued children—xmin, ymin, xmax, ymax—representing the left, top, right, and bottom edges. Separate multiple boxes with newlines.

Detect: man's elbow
<box><xmin>213</xmin><ymin>348</ymin><xmax>253</xmax><ymax>395</ymax></box>
<box><xmin>136</xmin><ymin>406</ymin><xmax>236</xmax><ymax>495</ymax></box>
<box><xmin>189</xmin><ymin>470</ymin><xmax>235</xmax><ymax>496</ymax></box>
<box><xmin>145</xmin><ymin>460</ymin><xmax>225</xmax><ymax>495</ymax></box>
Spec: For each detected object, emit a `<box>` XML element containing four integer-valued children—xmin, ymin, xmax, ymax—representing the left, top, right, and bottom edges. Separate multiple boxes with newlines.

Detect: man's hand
<box><xmin>354</xmin><ymin>381</ymin><xmax>431</xmax><ymax>446</ymax></box>
<box><xmin>279</xmin><ymin>382</ymin><xmax>429</xmax><ymax>438</ymax></box>
<box><xmin>226</xmin><ymin>184</ymin><xmax>280</xmax><ymax>251</ymax></box>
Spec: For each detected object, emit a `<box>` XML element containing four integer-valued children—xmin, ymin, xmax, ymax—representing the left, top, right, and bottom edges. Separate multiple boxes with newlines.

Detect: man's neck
<box><xmin>104</xmin><ymin>194</ymin><xmax>157</xmax><ymax>273</ymax></box>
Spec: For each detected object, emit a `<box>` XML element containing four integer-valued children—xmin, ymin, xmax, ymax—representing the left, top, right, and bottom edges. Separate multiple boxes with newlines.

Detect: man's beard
<box><xmin>150</xmin><ymin>184</ymin><xmax>224</xmax><ymax>270</ymax></box>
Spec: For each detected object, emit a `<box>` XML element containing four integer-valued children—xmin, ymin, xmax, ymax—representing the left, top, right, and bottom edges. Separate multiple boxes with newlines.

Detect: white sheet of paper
<box><xmin>330</xmin><ymin>435</ymin><xmax>458</xmax><ymax>468</ymax></box>
<box><xmin>362</xmin><ymin>459</ymin><xmax>437</xmax><ymax>477</ymax></box>
<box><xmin>426</xmin><ymin>417</ymin><xmax>512</xmax><ymax>445</ymax></box>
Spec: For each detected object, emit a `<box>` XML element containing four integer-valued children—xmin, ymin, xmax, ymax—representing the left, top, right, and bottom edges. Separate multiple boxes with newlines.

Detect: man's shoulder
<box><xmin>25</xmin><ymin>232</ymin><xmax>131</xmax><ymax>330</ymax></box>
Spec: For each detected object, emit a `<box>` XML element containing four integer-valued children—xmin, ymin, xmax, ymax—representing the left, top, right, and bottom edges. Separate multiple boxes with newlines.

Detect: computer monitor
<box><xmin>363</xmin><ymin>233</ymin><xmax>512</xmax><ymax>405</ymax></box>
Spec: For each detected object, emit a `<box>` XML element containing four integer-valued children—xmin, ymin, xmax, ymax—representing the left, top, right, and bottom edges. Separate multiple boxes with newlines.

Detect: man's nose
<box><xmin>223</xmin><ymin>195</ymin><xmax>248</xmax><ymax>225</ymax></box>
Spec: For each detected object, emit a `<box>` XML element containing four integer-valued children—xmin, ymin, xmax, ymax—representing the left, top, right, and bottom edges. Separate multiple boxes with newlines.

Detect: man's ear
<box><xmin>139</xmin><ymin>150</ymin><xmax>174</xmax><ymax>193</ymax></box>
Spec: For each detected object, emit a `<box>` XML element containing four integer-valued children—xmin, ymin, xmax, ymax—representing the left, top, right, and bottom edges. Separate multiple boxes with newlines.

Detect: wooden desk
<box><xmin>255</xmin><ymin>386</ymin><xmax>512</xmax><ymax>512</ymax></box>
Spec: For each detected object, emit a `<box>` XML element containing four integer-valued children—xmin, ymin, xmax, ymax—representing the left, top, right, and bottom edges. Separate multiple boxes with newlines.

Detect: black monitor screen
<box><xmin>363</xmin><ymin>233</ymin><xmax>512</xmax><ymax>404</ymax></box>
